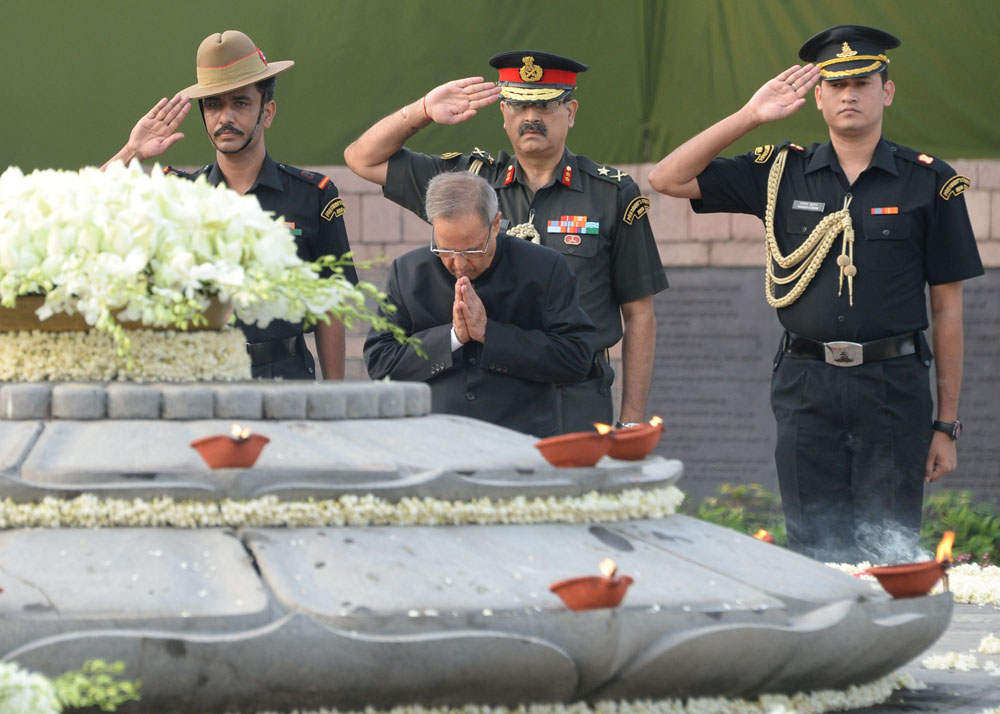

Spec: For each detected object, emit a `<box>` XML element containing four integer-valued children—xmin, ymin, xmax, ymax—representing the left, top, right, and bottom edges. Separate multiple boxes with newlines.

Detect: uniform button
<box><xmin>489</xmin><ymin>363</ymin><xmax>496</xmax><ymax>369</ymax></box>
<box><xmin>882</xmin><ymin>229</ymin><xmax>890</xmax><ymax>236</ymax></box>
<box><xmin>466</xmin><ymin>392</ymin><xmax>476</xmax><ymax>401</ymax></box>
<box><xmin>837</xmin><ymin>315</ymin><xmax>845</xmax><ymax>323</ymax></box>
<box><xmin>468</xmin><ymin>357</ymin><xmax>477</xmax><ymax>365</ymax></box>
<box><xmin>890</xmin><ymin>145</ymin><xmax>897</xmax><ymax>152</ymax></box>
<box><xmin>567</xmin><ymin>247</ymin><xmax>575</xmax><ymax>254</ymax></box>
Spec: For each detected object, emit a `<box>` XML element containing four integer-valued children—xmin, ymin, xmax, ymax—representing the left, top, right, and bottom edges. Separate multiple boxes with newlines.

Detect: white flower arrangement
<box><xmin>826</xmin><ymin>561</ymin><xmax>1000</xmax><ymax>606</ymax></box>
<box><xmin>0</xmin><ymin>327</ymin><xmax>249</xmax><ymax>382</ymax></box>
<box><xmin>0</xmin><ymin>662</ymin><xmax>60</xmax><ymax>714</ymax></box>
<box><xmin>0</xmin><ymin>486</ymin><xmax>684</xmax><ymax>530</ymax></box>
<box><xmin>0</xmin><ymin>162</ymin><xmax>407</xmax><ymax>356</ymax></box>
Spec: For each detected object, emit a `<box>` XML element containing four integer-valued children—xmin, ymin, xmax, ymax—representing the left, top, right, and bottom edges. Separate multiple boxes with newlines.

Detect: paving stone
<box><xmin>343</xmin><ymin>382</ymin><xmax>381</xmax><ymax>418</ymax></box>
<box><xmin>306</xmin><ymin>383</ymin><xmax>348</xmax><ymax>420</ymax></box>
<box><xmin>402</xmin><ymin>381</ymin><xmax>431</xmax><ymax>416</ymax></box>
<box><xmin>1</xmin><ymin>383</ymin><xmax>51</xmax><ymax>420</ymax></box>
<box><xmin>213</xmin><ymin>385</ymin><xmax>263</xmax><ymax>419</ymax></box>
<box><xmin>106</xmin><ymin>383</ymin><xmax>161</xmax><ymax>419</ymax></box>
<box><xmin>261</xmin><ymin>385</ymin><xmax>309</xmax><ymax>420</ymax></box>
<box><xmin>161</xmin><ymin>386</ymin><xmax>214</xmax><ymax>419</ymax></box>
<box><xmin>378</xmin><ymin>382</ymin><xmax>407</xmax><ymax>417</ymax></box>
<box><xmin>51</xmin><ymin>383</ymin><xmax>106</xmax><ymax>419</ymax></box>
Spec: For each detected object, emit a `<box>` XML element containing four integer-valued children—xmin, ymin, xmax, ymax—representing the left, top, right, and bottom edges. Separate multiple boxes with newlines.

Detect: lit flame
<box><xmin>649</xmin><ymin>416</ymin><xmax>663</xmax><ymax>427</ymax></box>
<box><xmin>231</xmin><ymin>424</ymin><xmax>251</xmax><ymax>440</ymax></box>
<box><xmin>594</xmin><ymin>423</ymin><xmax>612</xmax><ymax>435</ymax></box>
<box><xmin>599</xmin><ymin>558</ymin><xmax>617</xmax><ymax>578</ymax></box>
<box><xmin>936</xmin><ymin>531</ymin><xmax>955</xmax><ymax>562</ymax></box>
<box><xmin>753</xmin><ymin>529</ymin><xmax>775</xmax><ymax>544</ymax></box>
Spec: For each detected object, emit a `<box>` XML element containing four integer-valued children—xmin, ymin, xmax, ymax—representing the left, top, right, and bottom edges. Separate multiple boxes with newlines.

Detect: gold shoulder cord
<box><xmin>764</xmin><ymin>148</ymin><xmax>857</xmax><ymax>307</ymax></box>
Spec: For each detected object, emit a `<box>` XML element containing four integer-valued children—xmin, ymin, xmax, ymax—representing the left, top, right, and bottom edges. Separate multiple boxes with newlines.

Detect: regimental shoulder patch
<box><xmin>440</xmin><ymin>151</ymin><xmax>461</xmax><ymax>160</ymax></box>
<box><xmin>918</xmin><ymin>153</ymin><xmax>935</xmax><ymax>165</ymax></box>
<box><xmin>278</xmin><ymin>163</ymin><xmax>330</xmax><ymax>187</ymax></box>
<box><xmin>321</xmin><ymin>197</ymin><xmax>346</xmax><ymax>221</ymax></box>
<box><xmin>940</xmin><ymin>174</ymin><xmax>971</xmax><ymax>200</ymax></box>
<box><xmin>623</xmin><ymin>196</ymin><xmax>651</xmax><ymax>225</ymax></box>
<box><xmin>754</xmin><ymin>145</ymin><xmax>774</xmax><ymax>164</ymax></box>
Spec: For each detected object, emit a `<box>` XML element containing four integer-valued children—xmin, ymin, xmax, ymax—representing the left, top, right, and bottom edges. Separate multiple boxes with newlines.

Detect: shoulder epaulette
<box><xmin>469</xmin><ymin>147</ymin><xmax>496</xmax><ymax>165</ymax></box>
<box><xmin>577</xmin><ymin>155</ymin><xmax>634</xmax><ymax>186</ymax></box>
<box><xmin>277</xmin><ymin>163</ymin><xmax>333</xmax><ymax>190</ymax></box>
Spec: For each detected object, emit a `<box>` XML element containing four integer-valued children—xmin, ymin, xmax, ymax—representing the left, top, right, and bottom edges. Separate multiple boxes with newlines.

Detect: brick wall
<box><xmin>309</xmin><ymin>159</ymin><xmax>1000</xmax><ymax>382</ymax></box>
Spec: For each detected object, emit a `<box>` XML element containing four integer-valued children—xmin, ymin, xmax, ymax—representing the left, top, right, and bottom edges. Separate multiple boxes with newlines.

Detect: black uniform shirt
<box><xmin>385</xmin><ymin>146</ymin><xmax>668</xmax><ymax>350</ymax></box>
<box><xmin>693</xmin><ymin>139</ymin><xmax>983</xmax><ymax>343</ymax></box>
<box><xmin>166</xmin><ymin>154</ymin><xmax>358</xmax><ymax>343</ymax></box>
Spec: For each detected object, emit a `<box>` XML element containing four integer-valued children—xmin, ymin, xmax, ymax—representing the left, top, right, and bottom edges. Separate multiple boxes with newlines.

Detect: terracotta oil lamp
<box><xmin>190</xmin><ymin>424</ymin><xmax>270</xmax><ymax>469</ymax></box>
<box><xmin>535</xmin><ymin>424</ymin><xmax>613</xmax><ymax>467</ymax></box>
<box><xmin>866</xmin><ymin>531</ymin><xmax>955</xmax><ymax>599</ymax></box>
<box><xmin>608</xmin><ymin>416</ymin><xmax>665</xmax><ymax>460</ymax></box>
<box><xmin>753</xmin><ymin>529</ymin><xmax>776</xmax><ymax>544</ymax></box>
<box><xmin>549</xmin><ymin>558</ymin><xmax>634</xmax><ymax>611</ymax></box>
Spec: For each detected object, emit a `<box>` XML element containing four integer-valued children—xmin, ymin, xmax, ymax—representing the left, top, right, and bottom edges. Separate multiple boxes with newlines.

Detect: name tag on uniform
<box><xmin>792</xmin><ymin>200</ymin><xmax>825</xmax><ymax>212</ymax></box>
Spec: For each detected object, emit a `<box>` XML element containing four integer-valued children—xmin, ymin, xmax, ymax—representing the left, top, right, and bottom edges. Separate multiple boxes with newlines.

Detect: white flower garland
<box><xmin>236</xmin><ymin>671</ymin><xmax>921</xmax><ymax>714</ymax></box>
<box><xmin>0</xmin><ymin>487</ymin><xmax>684</xmax><ymax>529</ymax></box>
<box><xmin>0</xmin><ymin>328</ymin><xmax>249</xmax><ymax>382</ymax></box>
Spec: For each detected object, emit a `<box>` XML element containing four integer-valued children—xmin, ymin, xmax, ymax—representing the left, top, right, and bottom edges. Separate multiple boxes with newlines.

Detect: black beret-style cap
<box><xmin>488</xmin><ymin>51</ymin><xmax>589</xmax><ymax>103</ymax></box>
<box><xmin>799</xmin><ymin>25</ymin><xmax>900</xmax><ymax>80</ymax></box>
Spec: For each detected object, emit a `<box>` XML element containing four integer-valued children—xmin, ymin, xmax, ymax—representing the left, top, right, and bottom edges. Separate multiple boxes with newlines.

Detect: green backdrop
<box><xmin>5</xmin><ymin>0</ymin><xmax>998</xmax><ymax>171</ymax></box>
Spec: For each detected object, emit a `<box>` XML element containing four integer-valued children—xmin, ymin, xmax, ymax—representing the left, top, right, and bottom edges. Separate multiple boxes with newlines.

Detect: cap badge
<box><xmin>836</xmin><ymin>42</ymin><xmax>858</xmax><ymax>59</ymax></box>
<box><xmin>519</xmin><ymin>56</ymin><xmax>544</xmax><ymax>83</ymax></box>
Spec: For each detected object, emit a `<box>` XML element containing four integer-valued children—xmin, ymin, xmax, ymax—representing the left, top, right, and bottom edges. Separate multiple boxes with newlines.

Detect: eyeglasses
<box><xmin>429</xmin><ymin>222</ymin><xmax>493</xmax><ymax>257</ymax></box>
<box><xmin>503</xmin><ymin>100</ymin><xmax>568</xmax><ymax>115</ymax></box>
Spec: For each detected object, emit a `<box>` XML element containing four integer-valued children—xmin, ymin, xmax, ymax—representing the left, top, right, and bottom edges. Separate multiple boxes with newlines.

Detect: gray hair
<box><xmin>425</xmin><ymin>172</ymin><xmax>498</xmax><ymax>228</ymax></box>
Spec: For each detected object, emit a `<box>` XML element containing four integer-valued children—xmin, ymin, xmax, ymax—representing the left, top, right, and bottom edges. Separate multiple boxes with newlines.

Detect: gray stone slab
<box><xmin>106</xmin><ymin>383</ymin><xmax>161</xmax><ymax>419</ymax></box>
<box><xmin>342</xmin><ymin>382</ymin><xmax>381</xmax><ymax>418</ymax></box>
<box><xmin>0</xmin><ymin>528</ymin><xmax>272</xmax><ymax>653</ymax></box>
<box><xmin>161</xmin><ymin>385</ymin><xmax>214</xmax><ymax>419</ymax></box>
<box><xmin>1</xmin><ymin>383</ymin><xmax>51</xmax><ymax>419</ymax></box>
<box><xmin>51</xmin><ymin>383</ymin><xmax>106</xmax><ymax>419</ymax></box>
<box><xmin>7</xmin><ymin>612</ymin><xmax>579</xmax><ymax>713</ymax></box>
<box><xmin>213</xmin><ymin>385</ymin><xmax>263</xmax><ymax>419</ymax></box>
<box><xmin>0</xmin><ymin>422</ymin><xmax>41</xmax><ymax>475</ymax></box>
<box><xmin>7</xmin><ymin>416</ymin><xmax>679</xmax><ymax>501</ymax></box>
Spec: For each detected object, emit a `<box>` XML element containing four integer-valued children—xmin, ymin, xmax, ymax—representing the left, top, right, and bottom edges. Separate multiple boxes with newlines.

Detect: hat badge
<box><xmin>836</xmin><ymin>42</ymin><xmax>858</xmax><ymax>58</ymax></box>
<box><xmin>519</xmin><ymin>56</ymin><xmax>544</xmax><ymax>83</ymax></box>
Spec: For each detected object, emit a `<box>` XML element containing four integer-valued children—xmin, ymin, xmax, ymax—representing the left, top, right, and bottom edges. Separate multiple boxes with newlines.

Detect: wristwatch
<box><xmin>615</xmin><ymin>421</ymin><xmax>641</xmax><ymax>429</ymax></box>
<box><xmin>932</xmin><ymin>419</ymin><xmax>962</xmax><ymax>440</ymax></box>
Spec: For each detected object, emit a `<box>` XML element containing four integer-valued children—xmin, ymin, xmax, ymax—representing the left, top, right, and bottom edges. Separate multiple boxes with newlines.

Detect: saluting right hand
<box><xmin>424</xmin><ymin>77</ymin><xmax>501</xmax><ymax>126</ymax></box>
<box><xmin>744</xmin><ymin>64</ymin><xmax>821</xmax><ymax>124</ymax></box>
<box><xmin>124</xmin><ymin>93</ymin><xmax>191</xmax><ymax>161</ymax></box>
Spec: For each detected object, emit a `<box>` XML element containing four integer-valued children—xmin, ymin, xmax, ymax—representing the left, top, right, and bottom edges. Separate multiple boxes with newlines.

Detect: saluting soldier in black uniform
<box><xmin>103</xmin><ymin>30</ymin><xmax>357</xmax><ymax>380</ymax></box>
<box><xmin>649</xmin><ymin>25</ymin><xmax>983</xmax><ymax>563</ymax></box>
<box><xmin>345</xmin><ymin>52</ymin><xmax>667</xmax><ymax>434</ymax></box>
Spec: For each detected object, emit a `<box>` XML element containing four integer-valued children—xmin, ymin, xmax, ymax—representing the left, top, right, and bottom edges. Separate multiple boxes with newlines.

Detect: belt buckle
<box><xmin>824</xmin><ymin>341</ymin><xmax>863</xmax><ymax>367</ymax></box>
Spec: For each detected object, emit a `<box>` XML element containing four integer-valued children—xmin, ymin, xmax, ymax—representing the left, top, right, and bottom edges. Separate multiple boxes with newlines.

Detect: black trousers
<box><xmin>250</xmin><ymin>334</ymin><xmax>317</xmax><ymax>380</ymax></box>
<box><xmin>557</xmin><ymin>351</ymin><xmax>615</xmax><ymax>433</ymax></box>
<box><xmin>771</xmin><ymin>341</ymin><xmax>932</xmax><ymax>564</ymax></box>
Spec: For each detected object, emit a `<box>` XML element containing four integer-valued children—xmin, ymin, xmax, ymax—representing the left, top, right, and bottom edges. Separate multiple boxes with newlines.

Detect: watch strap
<box><xmin>932</xmin><ymin>419</ymin><xmax>962</xmax><ymax>440</ymax></box>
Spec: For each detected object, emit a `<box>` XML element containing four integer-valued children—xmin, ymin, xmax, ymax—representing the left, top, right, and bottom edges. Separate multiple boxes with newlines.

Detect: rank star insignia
<box><xmin>597</xmin><ymin>166</ymin><xmax>610</xmax><ymax>176</ymax></box>
<box><xmin>561</xmin><ymin>166</ymin><xmax>573</xmax><ymax>186</ymax></box>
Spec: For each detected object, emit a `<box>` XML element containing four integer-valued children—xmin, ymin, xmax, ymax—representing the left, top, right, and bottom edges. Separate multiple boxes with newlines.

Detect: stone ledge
<box><xmin>0</xmin><ymin>380</ymin><xmax>431</xmax><ymax>421</ymax></box>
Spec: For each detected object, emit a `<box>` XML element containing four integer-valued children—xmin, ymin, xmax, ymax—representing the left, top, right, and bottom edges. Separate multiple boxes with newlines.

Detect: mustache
<box><xmin>214</xmin><ymin>124</ymin><xmax>245</xmax><ymax>137</ymax></box>
<box><xmin>518</xmin><ymin>120</ymin><xmax>548</xmax><ymax>136</ymax></box>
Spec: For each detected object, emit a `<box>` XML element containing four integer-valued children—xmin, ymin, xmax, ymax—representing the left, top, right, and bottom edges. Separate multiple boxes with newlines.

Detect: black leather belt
<box><xmin>246</xmin><ymin>335</ymin><xmax>299</xmax><ymax>365</ymax></box>
<box><xmin>784</xmin><ymin>331</ymin><xmax>917</xmax><ymax>367</ymax></box>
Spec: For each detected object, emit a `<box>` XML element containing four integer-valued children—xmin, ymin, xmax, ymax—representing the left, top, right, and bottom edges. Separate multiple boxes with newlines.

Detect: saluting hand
<box><xmin>125</xmin><ymin>93</ymin><xmax>191</xmax><ymax>162</ymax></box>
<box><xmin>745</xmin><ymin>64</ymin><xmax>821</xmax><ymax>124</ymax></box>
<box><xmin>424</xmin><ymin>77</ymin><xmax>501</xmax><ymax>126</ymax></box>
